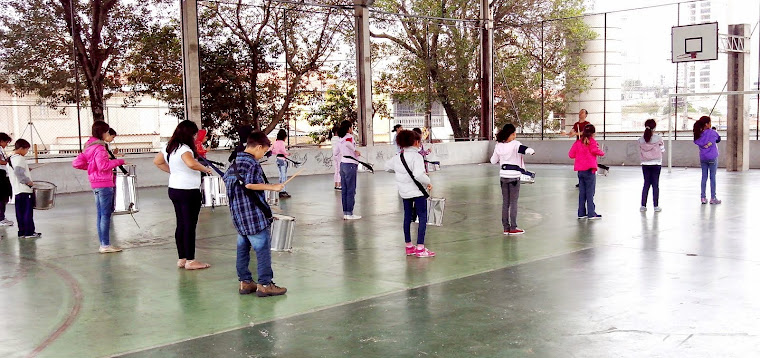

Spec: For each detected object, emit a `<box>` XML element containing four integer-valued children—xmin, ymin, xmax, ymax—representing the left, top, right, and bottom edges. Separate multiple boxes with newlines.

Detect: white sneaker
<box><xmin>654</xmin><ymin>207</ymin><xmax>662</xmax><ymax>212</ymax></box>
<box><xmin>0</xmin><ymin>219</ymin><xmax>13</xmax><ymax>226</ymax></box>
<box><xmin>640</xmin><ymin>206</ymin><xmax>647</xmax><ymax>212</ymax></box>
<box><xmin>343</xmin><ymin>215</ymin><xmax>362</xmax><ymax>220</ymax></box>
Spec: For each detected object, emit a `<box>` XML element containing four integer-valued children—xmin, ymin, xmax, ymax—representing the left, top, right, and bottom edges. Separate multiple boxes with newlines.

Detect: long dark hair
<box><xmin>693</xmin><ymin>116</ymin><xmax>711</xmax><ymax>140</ymax></box>
<box><xmin>167</xmin><ymin>120</ymin><xmax>199</xmax><ymax>160</ymax></box>
<box><xmin>92</xmin><ymin>120</ymin><xmax>110</xmax><ymax>140</ymax></box>
<box><xmin>496</xmin><ymin>123</ymin><xmax>516</xmax><ymax>143</ymax></box>
<box><xmin>337</xmin><ymin>120</ymin><xmax>352</xmax><ymax>138</ymax></box>
<box><xmin>580</xmin><ymin>124</ymin><xmax>596</xmax><ymax>145</ymax></box>
<box><xmin>276</xmin><ymin>129</ymin><xmax>287</xmax><ymax>141</ymax></box>
<box><xmin>643</xmin><ymin>119</ymin><xmax>656</xmax><ymax>143</ymax></box>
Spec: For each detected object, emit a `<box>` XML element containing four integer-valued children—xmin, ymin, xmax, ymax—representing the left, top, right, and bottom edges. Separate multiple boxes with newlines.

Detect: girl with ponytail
<box><xmin>638</xmin><ymin>119</ymin><xmax>665</xmax><ymax>212</ymax></box>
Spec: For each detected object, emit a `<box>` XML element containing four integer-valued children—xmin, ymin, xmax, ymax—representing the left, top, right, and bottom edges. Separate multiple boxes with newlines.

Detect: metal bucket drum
<box><xmin>358</xmin><ymin>162</ymin><xmax>374</xmax><ymax>173</ymax></box>
<box><xmin>32</xmin><ymin>181</ymin><xmax>56</xmax><ymax>210</ymax></box>
<box><xmin>114</xmin><ymin>165</ymin><xmax>139</xmax><ymax>214</ymax></box>
<box><xmin>201</xmin><ymin>175</ymin><xmax>228</xmax><ymax>208</ymax></box>
<box><xmin>265</xmin><ymin>190</ymin><xmax>279</xmax><ymax>207</ymax></box>
<box><xmin>270</xmin><ymin>214</ymin><xmax>295</xmax><ymax>252</ymax></box>
<box><xmin>415</xmin><ymin>197</ymin><xmax>445</xmax><ymax>227</ymax></box>
<box><xmin>597</xmin><ymin>164</ymin><xmax>610</xmax><ymax>176</ymax></box>
<box><xmin>426</xmin><ymin>161</ymin><xmax>440</xmax><ymax>172</ymax></box>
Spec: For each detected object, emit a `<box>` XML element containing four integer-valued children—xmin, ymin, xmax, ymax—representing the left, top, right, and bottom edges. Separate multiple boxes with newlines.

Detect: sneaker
<box><xmin>334</xmin><ymin>187</ymin><xmax>342</xmax><ymax>191</ymax></box>
<box><xmin>710</xmin><ymin>198</ymin><xmax>722</xmax><ymax>205</ymax></box>
<box><xmin>99</xmin><ymin>245</ymin><xmax>123</xmax><ymax>253</ymax></box>
<box><xmin>21</xmin><ymin>232</ymin><xmax>42</xmax><ymax>239</ymax></box>
<box><xmin>256</xmin><ymin>282</ymin><xmax>287</xmax><ymax>297</ymax></box>
<box><xmin>343</xmin><ymin>215</ymin><xmax>362</xmax><ymax>220</ymax></box>
<box><xmin>239</xmin><ymin>280</ymin><xmax>257</xmax><ymax>295</ymax></box>
<box><xmin>415</xmin><ymin>247</ymin><xmax>436</xmax><ymax>258</ymax></box>
<box><xmin>577</xmin><ymin>216</ymin><xmax>587</xmax><ymax>220</ymax></box>
<box><xmin>654</xmin><ymin>207</ymin><xmax>662</xmax><ymax>212</ymax></box>
<box><xmin>0</xmin><ymin>219</ymin><xmax>14</xmax><ymax>226</ymax></box>
<box><xmin>588</xmin><ymin>214</ymin><xmax>603</xmax><ymax>220</ymax></box>
<box><xmin>640</xmin><ymin>206</ymin><xmax>647</xmax><ymax>212</ymax></box>
<box><xmin>279</xmin><ymin>191</ymin><xmax>291</xmax><ymax>198</ymax></box>
<box><xmin>508</xmin><ymin>228</ymin><xmax>525</xmax><ymax>235</ymax></box>
<box><xmin>503</xmin><ymin>230</ymin><xmax>510</xmax><ymax>236</ymax></box>
<box><xmin>405</xmin><ymin>246</ymin><xmax>416</xmax><ymax>256</ymax></box>
<box><xmin>701</xmin><ymin>197</ymin><xmax>708</xmax><ymax>204</ymax></box>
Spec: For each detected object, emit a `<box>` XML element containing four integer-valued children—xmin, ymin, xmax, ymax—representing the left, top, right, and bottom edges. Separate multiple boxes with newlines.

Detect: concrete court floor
<box><xmin>1</xmin><ymin>163</ymin><xmax>760</xmax><ymax>357</ymax></box>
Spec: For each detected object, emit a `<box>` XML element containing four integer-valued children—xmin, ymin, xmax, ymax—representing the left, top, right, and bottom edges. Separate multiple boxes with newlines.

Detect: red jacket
<box><xmin>568</xmin><ymin>138</ymin><xmax>605</xmax><ymax>172</ymax></box>
<box><xmin>72</xmin><ymin>137</ymin><xmax>125</xmax><ymax>188</ymax></box>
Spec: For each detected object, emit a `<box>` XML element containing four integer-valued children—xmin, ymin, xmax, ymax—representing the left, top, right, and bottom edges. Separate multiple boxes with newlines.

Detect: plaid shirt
<box><xmin>223</xmin><ymin>152</ymin><xmax>270</xmax><ymax>235</ymax></box>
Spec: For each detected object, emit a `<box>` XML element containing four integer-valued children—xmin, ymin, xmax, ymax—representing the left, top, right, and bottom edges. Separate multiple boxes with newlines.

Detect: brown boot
<box><xmin>255</xmin><ymin>282</ymin><xmax>287</xmax><ymax>297</ymax></box>
<box><xmin>239</xmin><ymin>281</ymin><xmax>257</xmax><ymax>295</ymax></box>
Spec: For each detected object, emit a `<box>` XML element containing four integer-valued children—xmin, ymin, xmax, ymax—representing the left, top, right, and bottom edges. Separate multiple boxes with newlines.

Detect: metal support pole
<box><xmin>540</xmin><ymin>21</ymin><xmax>545</xmax><ymax>140</ymax></box>
<box><xmin>674</xmin><ymin>3</ymin><xmax>680</xmax><ymax>140</ymax></box>
<box><xmin>425</xmin><ymin>22</ymin><xmax>432</xmax><ymax>137</ymax></box>
<box><xmin>479</xmin><ymin>0</ymin><xmax>493</xmax><ymax>141</ymax></box>
<box><xmin>603</xmin><ymin>13</ymin><xmax>607</xmax><ymax>140</ymax></box>
<box><xmin>354</xmin><ymin>0</ymin><xmax>373</xmax><ymax>146</ymax></box>
<box><xmin>180</xmin><ymin>0</ymin><xmax>202</xmax><ymax>127</ymax></box>
<box><xmin>69</xmin><ymin>0</ymin><xmax>82</xmax><ymax>152</ymax></box>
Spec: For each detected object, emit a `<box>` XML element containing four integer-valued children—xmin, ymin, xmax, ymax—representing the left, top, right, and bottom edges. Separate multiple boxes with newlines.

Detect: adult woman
<box><xmin>72</xmin><ymin>121</ymin><xmax>126</xmax><ymax>253</ymax></box>
<box><xmin>154</xmin><ymin>120</ymin><xmax>213</xmax><ymax>270</ymax></box>
<box><xmin>333</xmin><ymin>120</ymin><xmax>361</xmax><ymax>220</ymax></box>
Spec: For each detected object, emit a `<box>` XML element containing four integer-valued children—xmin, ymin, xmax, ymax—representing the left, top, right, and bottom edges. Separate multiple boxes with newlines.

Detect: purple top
<box><xmin>693</xmin><ymin>128</ymin><xmax>720</xmax><ymax>161</ymax></box>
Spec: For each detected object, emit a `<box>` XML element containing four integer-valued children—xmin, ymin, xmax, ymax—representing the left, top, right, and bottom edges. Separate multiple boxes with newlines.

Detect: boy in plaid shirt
<box><xmin>223</xmin><ymin>132</ymin><xmax>287</xmax><ymax>297</ymax></box>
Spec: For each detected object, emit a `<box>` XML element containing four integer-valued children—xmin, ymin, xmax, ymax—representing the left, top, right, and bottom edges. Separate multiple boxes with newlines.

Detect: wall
<box><xmin>26</xmin><ymin>139</ymin><xmax>758</xmax><ymax>194</ymax></box>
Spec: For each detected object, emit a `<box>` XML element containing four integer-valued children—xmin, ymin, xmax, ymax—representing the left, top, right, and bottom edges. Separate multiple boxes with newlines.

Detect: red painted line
<box><xmin>0</xmin><ymin>253</ymin><xmax>83</xmax><ymax>358</ymax></box>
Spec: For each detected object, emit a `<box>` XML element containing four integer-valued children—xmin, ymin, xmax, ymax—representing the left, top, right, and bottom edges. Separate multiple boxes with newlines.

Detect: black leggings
<box><xmin>641</xmin><ymin>165</ymin><xmax>661</xmax><ymax>207</ymax></box>
<box><xmin>168</xmin><ymin>188</ymin><xmax>202</xmax><ymax>260</ymax></box>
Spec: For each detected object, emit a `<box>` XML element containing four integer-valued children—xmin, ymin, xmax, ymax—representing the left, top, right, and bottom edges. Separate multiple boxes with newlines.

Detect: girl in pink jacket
<box><xmin>72</xmin><ymin>121</ymin><xmax>126</xmax><ymax>253</ymax></box>
<box><xmin>568</xmin><ymin>124</ymin><xmax>605</xmax><ymax>220</ymax></box>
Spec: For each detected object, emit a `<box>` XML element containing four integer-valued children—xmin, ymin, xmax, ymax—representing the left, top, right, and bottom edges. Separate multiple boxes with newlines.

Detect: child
<box><xmin>568</xmin><ymin>125</ymin><xmax>605</xmax><ymax>220</ymax></box>
<box><xmin>639</xmin><ymin>119</ymin><xmax>665</xmax><ymax>212</ymax></box>
<box><xmin>490</xmin><ymin>123</ymin><xmax>535</xmax><ymax>235</ymax></box>
<box><xmin>0</xmin><ymin>133</ymin><xmax>14</xmax><ymax>227</ymax></box>
<box><xmin>7</xmin><ymin>139</ymin><xmax>40</xmax><ymax>238</ymax></box>
<box><xmin>271</xmin><ymin>129</ymin><xmax>291</xmax><ymax>198</ymax></box>
<box><xmin>330</xmin><ymin>125</ymin><xmax>341</xmax><ymax>190</ymax></box>
<box><xmin>391</xmin><ymin>124</ymin><xmax>403</xmax><ymax>150</ymax></box>
<box><xmin>385</xmin><ymin>130</ymin><xmax>435</xmax><ymax>257</ymax></box>
<box><xmin>693</xmin><ymin>116</ymin><xmax>721</xmax><ymax>204</ymax></box>
<box><xmin>334</xmin><ymin>120</ymin><xmax>362</xmax><ymax>220</ymax></box>
<box><xmin>412</xmin><ymin>128</ymin><xmax>432</xmax><ymax>169</ymax></box>
<box><xmin>72</xmin><ymin>121</ymin><xmax>126</xmax><ymax>253</ymax></box>
<box><xmin>223</xmin><ymin>131</ymin><xmax>287</xmax><ymax>297</ymax></box>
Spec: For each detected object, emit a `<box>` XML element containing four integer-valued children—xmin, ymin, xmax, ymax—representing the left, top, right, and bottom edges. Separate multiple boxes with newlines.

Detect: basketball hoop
<box><xmin>690</xmin><ymin>52</ymin><xmax>697</xmax><ymax>59</ymax></box>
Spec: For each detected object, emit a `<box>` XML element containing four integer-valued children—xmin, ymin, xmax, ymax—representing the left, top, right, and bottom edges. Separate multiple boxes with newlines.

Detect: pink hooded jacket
<box><xmin>568</xmin><ymin>137</ymin><xmax>605</xmax><ymax>172</ymax></box>
<box><xmin>72</xmin><ymin>137</ymin><xmax>125</xmax><ymax>189</ymax></box>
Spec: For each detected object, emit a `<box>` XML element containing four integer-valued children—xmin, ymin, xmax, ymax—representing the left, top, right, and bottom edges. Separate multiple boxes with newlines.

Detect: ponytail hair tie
<box><xmin>645</xmin><ymin>126</ymin><xmax>651</xmax><ymax>130</ymax></box>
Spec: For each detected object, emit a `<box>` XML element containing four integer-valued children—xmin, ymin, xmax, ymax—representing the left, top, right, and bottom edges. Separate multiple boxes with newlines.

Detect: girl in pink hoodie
<box><xmin>639</xmin><ymin>119</ymin><xmax>664</xmax><ymax>212</ymax></box>
<box><xmin>72</xmin><ymin>121</ymin><xmax>126</xmax><ymax>253</ymax></box>
<box><xmin>568</xmin><ymin>124</ymin><xmax>605</xmax><ymax>220</ymax></box>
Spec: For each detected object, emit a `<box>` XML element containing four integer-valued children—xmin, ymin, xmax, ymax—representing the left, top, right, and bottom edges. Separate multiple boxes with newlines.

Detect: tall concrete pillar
<box><xmin>354</xmin><ymin>0</ymin><xmax>373</xmax><ymax>146</ymax></box>
<box><xmin>180</xmin><ymin>0</ymin><xmax>202</xmax><ymax>127</ymax></box>
<box><xmin>726</xmin><ymin>24</ymin><xmax>751</xmax><ymax>172</ymax></box>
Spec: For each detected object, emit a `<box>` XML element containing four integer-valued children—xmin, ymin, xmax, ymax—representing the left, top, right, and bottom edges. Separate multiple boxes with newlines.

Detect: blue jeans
<box><xmin>340</xmin><ymin>163</ymin><xmax>358</xmax><ymax>215</ymax></box>
<box><xmin>403</xmin><ymin>196</ymin><xmax>428</xmax><ymax>245</ymax></box>
<box><xmin>15</xmin><ymin>193</ymin><xmax>35</xmax><ymax>237</ymax></box>
<box><xmin>700</xmin><ymin>159</ymin><xmax>718</xmax><ymax>199</ymax></box>
<box><xmin>236</xmin><ymin>229</ymin><xmax>273</xmax><ymax>285</ymax></box>
<box><xmin>93</xmin><ymin>187</ymin><xmax>115</xmax><ymax>246</ymax></box>
<box><xmin>277</xmin><ymin>158</ymin><xmax>289</xmax><ymax>190</ymax></box>
<box><xmin>641</xmin><ymin>165</ymin><xmax>661</xmax><ymax>207</ymax></box>
<box><xmin>577</xmin><ymin>170</ymin><xmax>597</xmax><ymax>217</ymax></box>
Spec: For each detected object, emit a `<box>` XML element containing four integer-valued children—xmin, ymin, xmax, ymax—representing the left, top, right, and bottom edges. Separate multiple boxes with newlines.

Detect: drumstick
<box><xmin>282</xmin><ymin>168</ymin><xmax>306</xmax><ymax>185</ymax></box>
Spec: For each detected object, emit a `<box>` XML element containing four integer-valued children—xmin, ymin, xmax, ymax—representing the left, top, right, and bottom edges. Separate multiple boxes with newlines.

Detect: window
<box><xmin>702</xmin><ymin>15</ymin><xmax>710</xmax><ymax>20</ymax></box>
<box><xmin>700</xmin><ymin>8</ymin><xmax>710</xmax><ymax>14</ymax></box>
<box><xmin>701</xmin><ymin>83</ymin><xmax>710</xmax><ymax>89</ymax></box>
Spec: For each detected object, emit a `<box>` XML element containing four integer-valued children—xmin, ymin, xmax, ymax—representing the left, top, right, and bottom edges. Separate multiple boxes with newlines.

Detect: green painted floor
<box><xmin>2</xmin><ymin>163</ymin><xmax>760</xmax><ymax>357</ymax></box>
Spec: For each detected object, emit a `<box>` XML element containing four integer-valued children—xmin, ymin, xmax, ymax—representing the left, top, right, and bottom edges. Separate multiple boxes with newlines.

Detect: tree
<box><xmin>371</xmin><ymin>0</ymin><xmax>593</xmax><ymax>137</ymax></box>
<box><xmin>307</xmin><ymin>85</ymin><xmax>357</xmax><ymax>144</ymax></box>
<box><xmin>0</xmin><ymin>0</ymin><xmax>176</xmax><ymax>122</ymax></box>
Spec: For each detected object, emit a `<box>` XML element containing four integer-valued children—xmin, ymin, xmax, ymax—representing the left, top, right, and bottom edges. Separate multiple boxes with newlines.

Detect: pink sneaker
<box><xmin>405</xmin><ymin>246</ymin><xmax>416</xmax><ymax>256</ymax></box>
<box><xmin>415</xmin><ymin>247</ymin><xmax>436</xmax><ymax>258</ymax></box>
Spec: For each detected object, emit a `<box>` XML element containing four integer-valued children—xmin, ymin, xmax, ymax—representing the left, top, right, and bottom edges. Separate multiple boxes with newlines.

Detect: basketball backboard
<box><xmin>672</xmin><ymin>22</ymin><xmax>718</xmax><ymax>63</ymax></box>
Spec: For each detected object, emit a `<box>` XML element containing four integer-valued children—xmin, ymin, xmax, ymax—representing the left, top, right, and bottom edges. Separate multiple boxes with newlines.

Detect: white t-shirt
<box><xmin>162</xmin><ymin>144</ymin><xmax>201</xmax><ymax>189</ymax></box>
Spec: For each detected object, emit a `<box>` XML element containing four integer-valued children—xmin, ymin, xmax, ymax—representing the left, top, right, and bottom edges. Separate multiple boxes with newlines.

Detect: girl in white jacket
<box><xmin>490</xmin><ymin>124</ymin><xmax>535</xmax><ymax>235</ymax></box>
<box><xmin>385</xmin><ymin>130</ymin><xmax>435</xmax><ymax>258</ymax></box>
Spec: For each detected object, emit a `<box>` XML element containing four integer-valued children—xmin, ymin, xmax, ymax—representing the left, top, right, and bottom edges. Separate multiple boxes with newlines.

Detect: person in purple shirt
<box><xmin>693</xmin><ymin>116</ymin><xmax>721</xmax><ymax>204</ymax></box>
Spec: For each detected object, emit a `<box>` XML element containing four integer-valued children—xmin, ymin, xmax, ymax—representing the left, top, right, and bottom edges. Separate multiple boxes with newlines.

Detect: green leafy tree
<box><xmin>0</xmin><ymin>0</ymin><xmax>177</xmax><ymax>122</ymax></box>
<box><xmin>307</xmin><ymin>83</ymin><xmax>391</xmax><ymax>144</ymax></box>
<box><xmin>371</xmin><ymin>0</ymin><xmax>593</xmax><ymax>137</ymax></box>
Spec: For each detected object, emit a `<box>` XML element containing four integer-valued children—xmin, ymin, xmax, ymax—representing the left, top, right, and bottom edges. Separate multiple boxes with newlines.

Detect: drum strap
<box><xmin>199</xmin><ymin>157</ymin><xmax>225</xmax><ymax>176</ymax></box>
<box><xmin>232</xmin><ymin>160</ymin><xmax>273</xmax><ymax>220</ymax></box>
<box><xmin>400</xmin><ymin>153</ymin><xmax>429</xmax><ymax>199</ymax></box>
<box><xmin>106</xmin><ymin>146</ymin><xmax>128</xmax><ymax>175</ymax></box>
<box><xmin>500</xmin><ymin>164</ymin><xmax>535</xmax><ymax>178</ymax></box>
<box><xmin>342</xmin><ymin>156</ymin><xmax>374</xmax><ymax>173</ymax></box>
